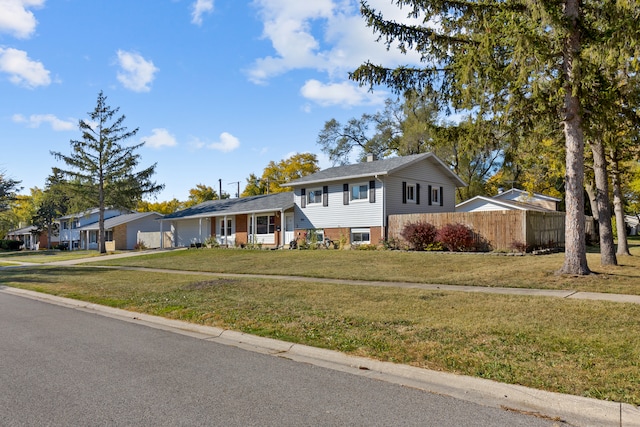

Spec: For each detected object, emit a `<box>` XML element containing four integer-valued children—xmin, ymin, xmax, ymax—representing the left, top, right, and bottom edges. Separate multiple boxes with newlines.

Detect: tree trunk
<box><xmin>559</xmin><ymin>0</ymin><xmax>590</xmax><ymax>275</ymax></box>
<box><xmin>610</xmin><ymin>148</ymin><xmax>631</xmax><ymax>256</ymax></box>
<box><xmin>585</xmin><ymin>178</ymin><xmax>598</xmax><ymax>222</ymax></box>
<box><xmin>590</xmin><ymin>139</ymin><xmax>616</xmax><ymax>265</ymax></box>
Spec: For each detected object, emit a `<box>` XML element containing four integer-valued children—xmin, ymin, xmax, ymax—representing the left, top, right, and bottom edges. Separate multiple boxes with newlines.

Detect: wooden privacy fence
<box><xmin>388</xmin><ymin>210</ymin><xmax>566</xmax><ymax>251</ymax></box>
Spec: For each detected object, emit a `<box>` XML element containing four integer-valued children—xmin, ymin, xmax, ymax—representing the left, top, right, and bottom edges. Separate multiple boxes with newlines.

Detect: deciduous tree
<box><xmin>242</xmin><ymin>153</ymin><xmax>320</xmax><ymax>196</ymax></box>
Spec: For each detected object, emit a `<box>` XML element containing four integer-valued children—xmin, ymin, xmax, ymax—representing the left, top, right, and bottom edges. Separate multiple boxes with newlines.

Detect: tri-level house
<box><xmin>160</xmin><ymin>153</ymin><xmax>466</xmax><ymax>248</ymax></box>
<box><xmin>285</xmin><ymin>152</ymin><xmax>466</xmax><ymax>245</ymax></box>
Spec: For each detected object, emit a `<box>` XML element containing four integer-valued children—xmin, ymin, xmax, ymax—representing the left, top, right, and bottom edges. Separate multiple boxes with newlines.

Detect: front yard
<box><xmin>1</xmin><ymin>240</ymin><xmax>639</xmax><ymax>405</ymax></box>
<box><xmin>90</xmin><ymin>240</ymin><xmax>640</xmax><ymax>295</ymax></box>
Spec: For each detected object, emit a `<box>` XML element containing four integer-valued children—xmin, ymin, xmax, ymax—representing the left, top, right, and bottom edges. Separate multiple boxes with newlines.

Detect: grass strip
<box><xmin>1</xmin><ymin>266</ymin><xmax>638</xmax><ymax>405</ymax></box>
<box><xmin>0</xmin><ymin>250</ymin><xmax>103</xmax><ymax>264</ymax></box>
<box><xmin>92</xmin><ymin>245</ymin><xmax>640</xmax><ymax>294</ymax></box>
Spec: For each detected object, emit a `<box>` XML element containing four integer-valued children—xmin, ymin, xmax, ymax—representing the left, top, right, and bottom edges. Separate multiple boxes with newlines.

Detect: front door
<box><xmin>218</xmin><ymin>217</ymin><xmax>235</xmax><ymax>246</ymax></box>
<box><xmin>284</xmin><ymin>213</ymin><xmax>295</xmax><ymax>246</ymax></box>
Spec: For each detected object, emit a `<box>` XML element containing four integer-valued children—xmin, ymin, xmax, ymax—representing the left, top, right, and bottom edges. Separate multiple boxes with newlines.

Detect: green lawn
<box><xmin>0</xmin><ymin>250</ymin><xmax>106</xmax><ymax>264</ymax></box>
<box><xmin>92</xmin><ymin>242</ymin><xmax>640</xmax><ymax>294</ymax></box>
<box><xmin>1</xmin><ymin>265</ymin><xmax>639</xmax><ymax>405</ymax></box>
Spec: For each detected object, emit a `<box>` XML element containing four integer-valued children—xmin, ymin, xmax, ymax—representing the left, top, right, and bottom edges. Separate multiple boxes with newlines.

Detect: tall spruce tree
<box><xmin>351</xmin><ymin>0</ymin><xmax>640</xmax><ymax>275</ymax></box>
<box><xmin>51</xmin><ymin>91</ymin><xmax>164</xmax><ymax>253</ymax></box>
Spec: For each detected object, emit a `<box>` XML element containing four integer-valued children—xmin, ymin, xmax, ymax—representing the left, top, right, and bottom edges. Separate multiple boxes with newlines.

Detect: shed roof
<box><xmin>456</xmin><ymin>196</ymin><xmax>556</xmax><ymax>213</ymax></box>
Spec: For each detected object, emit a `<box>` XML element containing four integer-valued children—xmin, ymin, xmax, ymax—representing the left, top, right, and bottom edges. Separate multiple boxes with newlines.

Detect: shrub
<box><xmin>0</xmin><ymin>239</ymin><xmax>22</xmax><ymax>251</ymax></box>
<box><xmin>355</xmin><ymin>243</ymin><xmax>378</xmax><ymax>251</ymax></box>
<box><xmin>133</xmin><ymin>241</ymin><xmax>148</xmax><ymax>251</ymax></box>
<box><xmin>510</xmin><ymin>240</ymin><xmax>529</xmax><ymax>253</ymax></box>
<box><xmin>436</xmin><ymin>223</ymin><xmax>475</xmax><ymax>252</ymax></box>
<box><xmin>401</xmin><ymin>221</ymin><xmax>437</xmax><ymax>251</ymax></box>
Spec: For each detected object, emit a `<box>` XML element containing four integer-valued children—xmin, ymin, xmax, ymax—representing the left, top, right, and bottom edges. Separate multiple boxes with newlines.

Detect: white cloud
<box><xmin>191</xmin><ymin>0</ymin><xmax>213</xmax><ymax>25</ymax></box>
<box><xmin>115</xmin><ymin>50</ymin><xmax>158</xmax><ymax>92</ymax></box>
<box><xmin>189</xmin><ymin>132</ymin><xmax>240</xmax><ymax>152</ymax></box>
<box><xmin>12</xmin><ymin>113</ymin><xmax>75</xmax><ymax>130</ymax></box>
<box><xmin>0</xmin><ymin>0</ymin><xmax>44</xmax><ymax>39</ymax></box>
<box><xmin>142</xmin><ymin>128</ymin><xmax>178</xmax><ymax>149</ymax></box>
<box><xmin>300</xmin><ymin>79</ymin><xmax>385</xmax><ymax>107</ymax></box>
<box><xmin>247</xmin><ymin>0</ymin><xmax>423</xmax><ymax>85</ymax></box>
<box><xmin>0</xmin><ymin>47</ymin><xmax>50</xmax><ymax>88</ymax></box>
<box><xmin>208</xmin><ymin>132</ymin><xmax>240</xmax><ymax>152</ymax></box>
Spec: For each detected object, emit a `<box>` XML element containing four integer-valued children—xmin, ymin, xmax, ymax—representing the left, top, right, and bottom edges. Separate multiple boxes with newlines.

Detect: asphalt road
<box><xmin>0</xmin><ymin>292</ymin><xmax>559</xmax><ymax>427</ymax></box>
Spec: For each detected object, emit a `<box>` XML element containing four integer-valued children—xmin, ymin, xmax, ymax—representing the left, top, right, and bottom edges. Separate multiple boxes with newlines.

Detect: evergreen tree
<box><xmin>0</xmin><ymin>171</ymin><xmax>21</xmax><ymax>212</ymax></box>
<box><xmin>51</xmin><ymin>91</ymin><xmax>164</xmax><ymax>253</ymax></box>
<box><xmin>351</xmin><ymin>0</ymin><xmax>640</xmax><ymax>275</ymax></box>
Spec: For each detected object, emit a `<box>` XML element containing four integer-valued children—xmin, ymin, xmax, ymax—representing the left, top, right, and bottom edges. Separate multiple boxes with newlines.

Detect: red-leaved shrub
<box><xmin>436</xmin><ymin>223</ymin><xmax>475</xmax><ymax>252</ymax></box>
<box><xmin>401</xmin><ymin>221</ymin><xmax>437</xmax><ymax>251</ymax></box>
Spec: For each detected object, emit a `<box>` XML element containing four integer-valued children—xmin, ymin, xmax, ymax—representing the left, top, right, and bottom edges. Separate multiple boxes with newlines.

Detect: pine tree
<box><xmin>351</xmin><ymin>0</ymin><xmax>640</xmax><ymax>275</ymax></box>
<box><xmin>51</xmin><ymin>91</ymin><xmax>164</xmax><ymax>253</ymax></box>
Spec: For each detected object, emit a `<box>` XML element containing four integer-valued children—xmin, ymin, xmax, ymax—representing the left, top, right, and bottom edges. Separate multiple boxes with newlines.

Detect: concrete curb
<box><xmin>2</xmin><ymin>286</ymin><xmax>639</xmax><ymax>427</ymax></box>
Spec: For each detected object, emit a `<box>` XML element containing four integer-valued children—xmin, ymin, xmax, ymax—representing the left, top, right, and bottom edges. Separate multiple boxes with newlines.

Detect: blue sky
<box><xmin>1</xmin><ymin>0</ymin><xmax>421</xmax><ymax>201</ymax></box>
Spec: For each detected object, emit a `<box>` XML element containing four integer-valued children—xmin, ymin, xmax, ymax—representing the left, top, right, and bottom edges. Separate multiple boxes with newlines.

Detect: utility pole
<box><xmin>228</xmin><ymin>181</ymin><xmax>240</xmax><ymax>198</ymax></box>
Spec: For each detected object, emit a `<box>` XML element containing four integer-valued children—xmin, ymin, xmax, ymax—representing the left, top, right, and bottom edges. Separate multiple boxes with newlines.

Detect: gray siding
<box><xmin>386</xmin><ymin>159</ymin><xmax>457</xmax><ymax>215</ymax></box>
<box><xmin>124</xmin><ymin>215</ymin><xmax>163</xmax><ymax>249</ymax></box>
<box><xmin>173</xmin><ymin>218</ymin><xmax>211</xmax><ymax>246</ymax></box>
<box><xmin>294</xmin><ymin>180</ymin><xmax>383</xmax><ymax>229</ymax></box>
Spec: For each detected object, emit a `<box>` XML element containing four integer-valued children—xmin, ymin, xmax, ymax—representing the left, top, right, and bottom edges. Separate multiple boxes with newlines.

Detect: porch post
<box><xmin>280</xmin><ymin>209</ymin><xmax>285</xmax><ymax>248</ymax></box>
<box><xmin>223</xmin><ymin>215</ymin><xmax>228</xmax><ymax>246</ymax></box>
<box><xmin>160</xmin><ymin>219</ymin><xmax>164</xmax><ymax>249</ymax></box>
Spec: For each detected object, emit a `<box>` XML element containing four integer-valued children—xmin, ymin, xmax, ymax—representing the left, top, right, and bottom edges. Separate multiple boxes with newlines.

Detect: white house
<box><xmin>161</xmin><ymin>192</ymin><xmax>295</xmax><ymax>248</ymax></box>
<box><xmin>159</xmin><ymin>153</ymin><xmax>465</xmax><ymax>248</ymax></box>
<box><xmin>77</xmin><ymin>211</ymin><xmax>164</xmax><ymax>250</ymax></box>
<box><xmin>57</xmin><ymin>208</ymin><xmax>132</xmax><ymax>249</ymax></box>
<box><xmin>285</xmin><ymin>152</ymin><xmax>466</xmax><ymax>245</ymax></box>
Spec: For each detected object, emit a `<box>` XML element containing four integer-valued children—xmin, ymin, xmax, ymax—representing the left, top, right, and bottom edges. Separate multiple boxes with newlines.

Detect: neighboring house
<box><xmin>77</xmin><ymin>212</ymin><xmax>164</xmax><ymax>250</ymax></box>
<box><xmin>625</xmin><ymin>215</ymin><xmax>639</xmax><ymax>236</ymax></box>
<box><xmin>285</xmin><ymin>153</ymin><xmax>467</xmax><ymax>245</ymax></box>
<box><xmin>57</xmin><ymin>208</ymin><xmax>132</xmax><ymax>249</ymax></box>
<box><xmin>456</xmin><ymin>189</ymin><xmax>561</xmax><ymax>213</ymax></box>
<box><xmin>492</xmin><ymin>188</ymin><xmax>561</xmax><ymax>211</ymax></box>
<box><xmin>5</xmin><ymin>225</ymin><xmax>58</xmax><ymax>250</ymax></box>
<box><xmin>161</xmin><ymin>192</ymin><xmax>295</xmax><ymax>248</ymax></box>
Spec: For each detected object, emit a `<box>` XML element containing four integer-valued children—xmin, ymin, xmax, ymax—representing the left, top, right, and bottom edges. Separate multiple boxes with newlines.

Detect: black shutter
<box><xmin>416</xmin><ymin>183</ymin><xmax>421</xmax><ymax>205</ymax></box>
<box><xmin>369</xmin><ymin>180</ymin><xmax>375</xmax><ymax>203</ymax></box>
<box><xmin>301</xmin><ymin>189</ymin><xmax>306</xmax><ymax>208</ymax></box>
<box><xmin>343</xmin><ymin>183</ymin><xmax>349</xmax><ymax>205</ymax></box>
<box><xmin>323</xmin><ymin>186</ymin><xmax>329</xmax><ymax>207</ymax></box>
<box><xmin>440</xmin><ymin>187</ymin><xmax>444</xmax><ymax>206</ymax></box>
<box><xmin>402</xmin><ymin>181</ymin><xmax>407</xmax><ymax>204</ymax></box>
<box><xmin>428</xmin><ymin>185</ymin><xmax>432</xmax><ymax>205</ymax></box>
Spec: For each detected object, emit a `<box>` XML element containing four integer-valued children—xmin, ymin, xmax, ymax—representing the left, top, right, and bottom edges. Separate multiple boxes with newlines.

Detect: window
<box><xmin>307</xmin><ymin>229</ymin><xmax>324</xmax><ymax>243</ymax></box>
<box><xmin>307</xmin><ymin>188</ymin><xmax>323</xmax><ymax>205</ymax></box>
<box><xmin>406</xmin><ymin>184</ymin><xmax>416</xmax><ymax>203</ymax></box>
<box><xmin>351</xmin><ymin>183</ymin><xmax>368</xmax><ymax>201</ymax></box>
<box><xmin>105</xmin><ymin>231</ymin><xmax>114</xmax><ymax>242</ymax></box>
<box><xmin>351</xmin><ymin>228</ymin><xmax>371</xmax><ymax>244</ymax></box>
<box><xmin>220</xmin><ymin>219</ymin><xmax>232</xmax><ymax>236</ymax></box>
<box><xmin>62</xmin><ymin>221</ymin><xmax>68</xmax><ymax>230</ymax></box>
<box><xmin>432</xmin><ymin>187</ymin><xmax>439</xmax><ymax>204</ymax></box>
<box><xmin>250</xmin><ymin>215</ymin><xmax>275</xmax><ymax>235</ymax></box>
